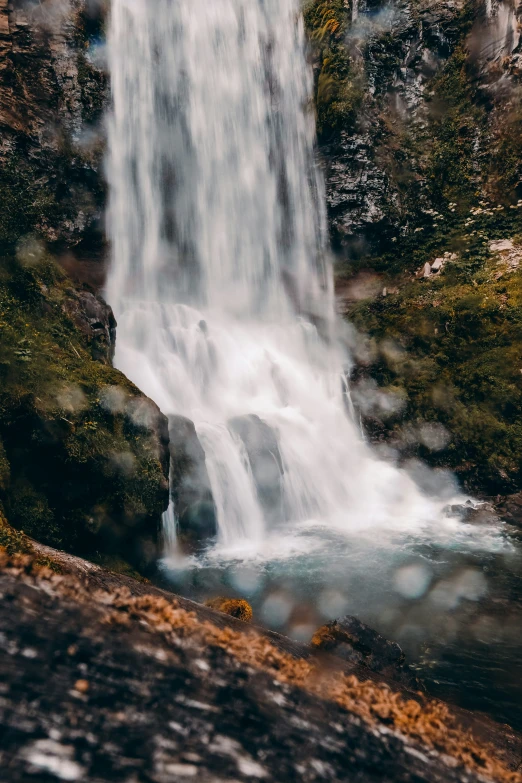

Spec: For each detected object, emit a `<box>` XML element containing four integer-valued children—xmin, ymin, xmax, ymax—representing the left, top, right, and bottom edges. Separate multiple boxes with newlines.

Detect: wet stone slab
<box><xmin>0</xmin><ymin>569</ymin><xmax>502</xmax><ymax>783</ymax></box>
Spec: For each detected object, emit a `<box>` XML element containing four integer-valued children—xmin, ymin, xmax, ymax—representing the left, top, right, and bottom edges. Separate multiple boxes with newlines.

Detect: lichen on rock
<box><xmin>205</xmin><ymin>596</ymin><xmax>254</xmax><ymax>623</ymax></box>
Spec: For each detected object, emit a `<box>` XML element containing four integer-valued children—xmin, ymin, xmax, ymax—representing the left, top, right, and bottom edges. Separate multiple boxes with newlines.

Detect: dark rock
<box><xmin>63</xmin><ymin>289</ymin><xmax>117</xmax><ymax>364</ymax></box>
<box><xmin>496</xmin><ymin>492</ymin><xmax>522</xmax><ymax>529</ymax></box>
<box><xmin>324</xmin><ymin>131</ymin><xmax>394</xmax><ymax>254</ymax></box>
<box><xmin>0</xmin><ymin>0</ymin><xmax>109</xmax><ymax>250</ymax></box>
<box><xmin>169</xmin><ymin>415</ymin><xmax>218</xmax><ymax>550</ymax></box>
<box><xmin>445</xmin><ymin>501</ymin><xmax>498</xmax><ymax>526</ymax></box>
<box><xmin>312</xmin><ymin>615</ymin><xmax>420</xmax><ymax>689</ymax></box>
<box><xmin>229</xmin><ymin>414</ymin><xmax>284</xmax><ymax>525</ymax></box>
<box><xmin>0</xmin><ymin>565</ymin><xmax>514</xmax><ymax>783</ymax></box>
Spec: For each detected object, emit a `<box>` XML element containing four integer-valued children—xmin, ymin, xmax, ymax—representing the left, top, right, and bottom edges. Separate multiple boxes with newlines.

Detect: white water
<box><xmin>107</xmin><ymin>0</ymin><xmax>498</xmax><ymax>559</ymax></box>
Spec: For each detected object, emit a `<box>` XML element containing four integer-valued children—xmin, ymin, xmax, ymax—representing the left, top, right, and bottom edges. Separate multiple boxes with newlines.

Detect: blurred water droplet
<box><xmin>229</xmin><ymin>566</ymin><xmax>262</xmax><ymax>597</ymax></box>
<box><xmin>318</xmin><ymin>589</ymin><xmax>349</xmax><ymax>619</ymax></box>
<box><xmin>455</xmin><ymin>569</ymin><xmax>487</xmax><ymax>601</ymax></box>
<box><xmin>290</xmin><ymin>623</ymin><xmax>316</xmax><ymax>643</ymax></box>
<box><xmin>99</xmin><ymin>385</ymin><xmax>128</xmax><ymax>414</ymax></box>
<box><xmin>261</xmin><ymin>593</ymin><xmax>293</xmax><ymax>627</ymax></box>
<box><xmin>393</xmin><ymin>564</ymin><xmax>432</xmax><ymax>599</ymax></box>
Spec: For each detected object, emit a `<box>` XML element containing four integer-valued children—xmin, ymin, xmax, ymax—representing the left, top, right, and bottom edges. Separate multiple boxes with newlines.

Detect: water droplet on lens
<box><xmin>393</xmin><ymin>564</ymin><xmax>432</xmax><ymax>599</ymax></box>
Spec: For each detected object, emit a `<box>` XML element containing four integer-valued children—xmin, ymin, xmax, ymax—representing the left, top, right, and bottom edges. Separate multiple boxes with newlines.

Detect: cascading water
<box><xmin>105</xmin><ymin>0</ymin><xmax>522</xmax><ymax>731</ymax></box>
<box><xmin>107</xmin><ymin>0</ymin><xmax>489</xmax><ymax>556</ymax></box>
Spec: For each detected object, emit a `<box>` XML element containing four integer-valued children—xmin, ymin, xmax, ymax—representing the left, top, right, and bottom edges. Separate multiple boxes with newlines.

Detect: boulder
<box><xmin>0</xmin><ymin>256</ymin><xmax>170</xmax><ymax>572</ymax></box>
<box><xmin>169</xmin><ymin>415</ymin><xmax>218</xmax><ymax>550</ymax></box>
<box><xmin>0</xmin><ymin>561</ymin><xmax>507</xmax><ymax>783</ymax></box>
<box><xmin>229</xmin><ymin>414</ymin><xmax>284</xmax><ymax>525</ymax></box>
<box><xmin>445</xmin><ymin>501</ymin><xmax>497</xmax><ymax>525</ymax></box>
<box><xmin>312</xmin><ymin>615</ymin><xmax>420</xmax><ymax>689</ymax></box>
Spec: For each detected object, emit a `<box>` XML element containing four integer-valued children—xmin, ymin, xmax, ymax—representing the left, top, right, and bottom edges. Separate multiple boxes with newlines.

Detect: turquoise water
<box><xmin>160</xmin><ymin>524</ymin><xmax>522</xmax><ymax>731</ymax></box>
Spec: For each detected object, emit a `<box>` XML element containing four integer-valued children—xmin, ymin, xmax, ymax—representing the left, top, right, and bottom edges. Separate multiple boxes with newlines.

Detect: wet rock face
<box><xmin>0</xmin><ymin>0</ymin><xmax>108</xmax><ymax>250</ymax></box>
<box><xmin>319</xmin><ymin>0</ymin><xmax>465</xmax><ymax>252</ymax></box>
<box><xmin>316</xmin><ymin>0</ymin><xmax>522</xmax><ymax>256</ymax></box>
<box><xmin>169</xmin><ymin>415</ymin><xmax>218</xmax><ymax>551</ymax></box>
<box><xmin>312</xmin><ymin>615</ymin><xmax>420</xmax><ymax>689</ymax></box>
<box><xmin>229</xmin><ymin>414</ymin><xmax>284</xmax><ymax>525</ymax></box>
<box><xmin>63</xmin><ymin>289</ymin><xmax>117</xmax><ymax>364</ymax></box>
<box><xmin>324</xmin><ymin>132</ymin><xmax>393</xmax><ymax>253</ymax></box>
<box><xmin>497</xmin><ymin>492</ymin><xmax>522</xmax><ymax>528</ymax></box>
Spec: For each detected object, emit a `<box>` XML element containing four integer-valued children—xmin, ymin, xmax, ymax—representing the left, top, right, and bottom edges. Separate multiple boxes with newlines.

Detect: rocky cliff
<box><xmin>304</xmin><ymin>0</ymin><xmax>522</xmax><ymax>497</ymax></box>
<box><xmin>306</xmin><ymin>0</ymin><xmax>522</xmax><ymax>255</ymax></box>
<box><xmin>0</xmin><ymin>0</ymin><xmax>107</xmax><ymax>254</ymax></box>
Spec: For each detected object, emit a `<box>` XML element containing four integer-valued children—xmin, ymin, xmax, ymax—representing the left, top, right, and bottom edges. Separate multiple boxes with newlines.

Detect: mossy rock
<box><xmin>205</xmin><ymin>597</ymin><xmax>254</xmax><ymax>623</ymax></box>
<box><xmin>303</xmin><ymin>0</ymin><xmax>364</xmax><ymax>140</ymax></box>
<box><xmin>311</xmin><ymin>616</ymin><xmax>418</xmax><ymax>687</ymax></box>
<box><xmin>0</xmin><ymin>507</ymin><xmax>62</xmax><ymax>572</ymax></box>
<box><xmin>0</xmin><ymin>437</ymin><xmax>9</xmax><ymax>493</ymax></box>
<box><xmin>0</xmin><ymin>253</ymin><xmax>169</xmax><ymax>569</ymax></box>
<box><xmin>0</xmin><ymin>507</ymin><xmax>34</xmax><ymax>556</ymax></box>
<box><xmin>89</xmin><ymin>554</ymin><xmax>151</xmax><ymax>584</ymax></box>
<box><xmin>346</xmin><ymin>244</ymin><xmax>522</xmax><ymax>494</ymax></box>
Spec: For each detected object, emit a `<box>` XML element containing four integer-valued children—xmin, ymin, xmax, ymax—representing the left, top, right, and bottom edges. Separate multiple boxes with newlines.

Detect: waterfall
<box><xmin>107</xmin><ymin>0</ymin><xmax>448</xmax><ymax>554</ymax></box>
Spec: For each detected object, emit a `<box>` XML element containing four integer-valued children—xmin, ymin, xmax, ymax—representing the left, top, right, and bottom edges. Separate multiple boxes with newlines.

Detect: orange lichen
<box><xmin>311</xmin><ymin>622</ymin><xmax>348</xmax><ymax>649</ymax></box>
<box><xmin>204</xmin><ymin>596</ymin><xmax>253</xmax><ymax>623</ymax></box>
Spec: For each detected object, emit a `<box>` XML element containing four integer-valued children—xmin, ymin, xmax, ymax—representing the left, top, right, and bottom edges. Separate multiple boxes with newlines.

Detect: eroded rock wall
<box><xmin>0</xmin><ymin>0</ymin><xmax>108</xmax><ymax>251</ymax></box>
<box><xmin>306</xmin><ymin>0</ymin><xmax>522</xmax><ymax>257</ymax></box>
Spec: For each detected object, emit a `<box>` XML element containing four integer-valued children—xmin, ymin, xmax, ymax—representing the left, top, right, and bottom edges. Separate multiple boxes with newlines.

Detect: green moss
<box><xmin>304</xmin><ymin>0</ymin><xmax>364</xmax><ymax>139</ymax></box>
<box><xmin>347</xmin><ymin>247</ymin><xmax>522</xmax><ymax>493</ymax></box>
<box><xmin>8</xmin><ymin>481</ymin><xmax>60</xmax><ymax>546</ymax></box>
<box><xmin>0</xmin><ymin>253</ymin><xmax>168</xmax><ymax>562</ymax></box>
<box><xmin>0</xmin><ymin>507</ymin><xmax>62</xmax><ymax>571</ymax></box>
<box><xmin>0</xmin><ymin>157</ymin><xmax>63</xmax><ymax>249</ymax></box>
<box><xmin>0</xmin><ymin>507</ymin><xmax>33</xmax><ymax>556</ymax></box>
<box><xmin>0</xmin><ymin>437</ymin><xmax>9</xmax><ymax>494</ymax></box>
<box><xmin>89</xmin><ymin>553</ymin><xmax>150</xmax><ymax>584</ymax></box>
<box><xmin>424</xmin><ymin>48</ymin><xmax>483</xmax><ymax>211</ymax></box>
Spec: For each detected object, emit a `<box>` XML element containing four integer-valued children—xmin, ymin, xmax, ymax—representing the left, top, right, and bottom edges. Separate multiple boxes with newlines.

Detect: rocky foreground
<box><xmin>1</xmin><ymin>546</ymin><xmax>521</xmax><ymax>783</ymax></box>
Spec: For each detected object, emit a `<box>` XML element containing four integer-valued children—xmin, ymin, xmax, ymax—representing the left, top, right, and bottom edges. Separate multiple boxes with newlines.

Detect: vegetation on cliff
<box><xmin>0</xmin><ymin>249</ymin><xmax>169</xmax><ymax>567</ymax></box>
<box><xmin>304</xmin><ymin>0</ymin><xmax>364</xmax><ymax>139</ymax></box>
<box><xmin>347</xmin><ymin>241</ymin><xmax>522</xmax><ymax>494</ymax></box>
<box><xmin>303</xmin><ymin>0</ymin><xmax>522</xmax><ymax>495</ymax></box>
